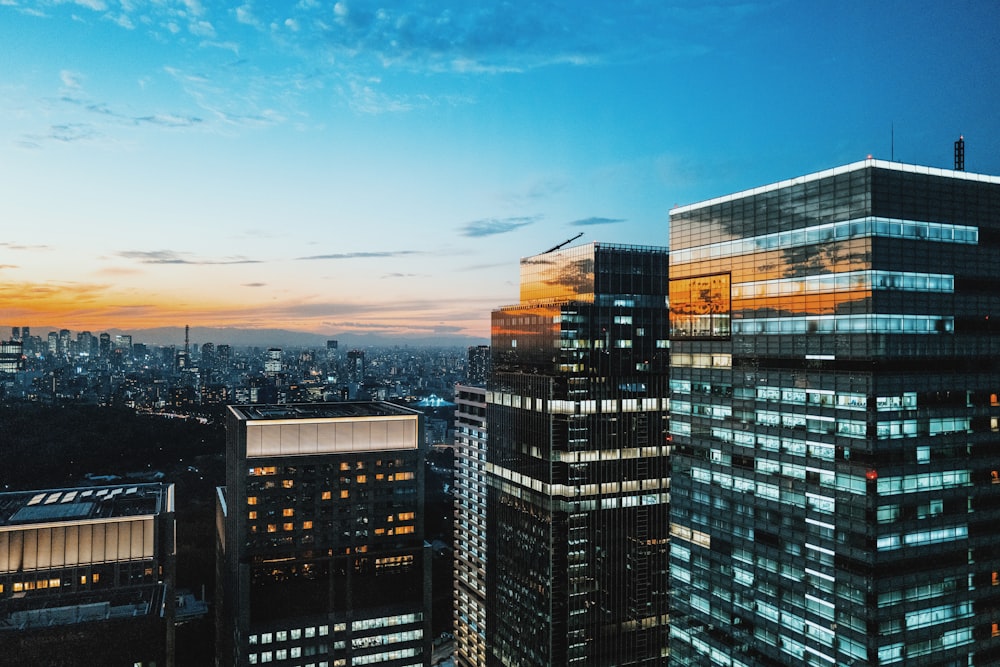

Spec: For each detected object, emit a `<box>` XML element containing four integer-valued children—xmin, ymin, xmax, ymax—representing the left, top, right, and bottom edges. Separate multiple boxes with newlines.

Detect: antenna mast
<box><xmin>542</xmin><ymin>232</ymin><xmax>584</xmax><ymax>254</ymax></box>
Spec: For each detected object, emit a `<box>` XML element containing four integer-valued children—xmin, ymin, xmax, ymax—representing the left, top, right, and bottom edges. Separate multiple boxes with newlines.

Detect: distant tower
<box><xmin>466</xmin><ymin>345</ymin><xmax>490</xmax><ymax>385</ymax></box>
<box><xmin>216</xmin><ymin>344</ymin><xmax>231</xmax><ymax>370</ymax></box>
<box><xmin>201</xmin><ymin>342</ymin><xmax>215</xmax><ymax>371</ymax></box>
<box><xmin>326</xmin><ymin>339</ymin><xmax>338</xmax><ymax>362</ymax></box>
<box><xmin>99</xmin><ymin>333</ymin><xmax>111</xmax><ymax>358</ymax></box>
<box><xmin>264</xmin><ymin>347</ymin><xmax>282</xmax><ymax>375</ymax></box>
<box><xmin>955</xmin><ymin>135</ymin><xmax>965</xmax><ymax>171</ymax></box>
<box><xmin>347</xmin><ymin>349</ymin><xmax>366</xmax><ymax>384</ymax></box>
<box><xmin>11</xmin><ymin>327</ymin><xmax>20</xmax><ymax>342</ymax></box>
<box><xmin>77</xmin><ymin>331</ymin><xmax>94</xmax><ymax>358</ymax></box>
<box><xmin>0</xmin><ymin>339</ymin><xmax>24</xmax><ymax>373</ymax></box>
<box><xmin>176</xmin><ymin>325</ymin><xmax>191</xmax><ymax>371</ymax></box>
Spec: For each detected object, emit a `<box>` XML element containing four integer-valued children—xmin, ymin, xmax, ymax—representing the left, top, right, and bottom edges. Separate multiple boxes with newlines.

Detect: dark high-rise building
<box><xmin>486</xmin><ymin>242</ymin><xmax>671</xmax><ymax>666</ymax></box>
<box><xmin>217</xmin><ymin>402</ymin><xmax>432</xmax><ymax>667</ymax></box>
<box><xmin>76</xmin><ymin>331</ymin><xmax>94</xmax><ymax>358</ymax></box>
<box><xmin>0</xmin><ymin>340</ymin><xmax>24</xmax><ymax>374</ymax></box>
<box><xmin>467</xmin><ymin>346</ymin><xmax>490</xmax><ymax>386</ymax></box>
<box><xmin>0</xmin><ymin>483</ymin><xmax>176</xmax><ymax>666</ymax></box>
<box><xmin>667</xmin><ymin>158</ymin><xmax>1000</xmax><ymax>666</ymax></box>
<box><xmin>201</xmin><ymin>342</ymin><xmax>215</xmax><ymax>370</ymax></box>
<box><xmin>347</xmin><ymin>350</ymin><xmax>366</xmax><ymax>384</ymax></box>
<box><xmin>99</xmin><ymin>332</ymin><xmax>111</xmax><ymax>359</ymax></box>
<box><xmin>453</xmin><ymin>384</ymin><xmax>488</xmax><ymax>667</ymax></box>
<box><xmin>217</xmin><ymin>343</ymin><xmax>232</xmax><ymax>371</ymax></box>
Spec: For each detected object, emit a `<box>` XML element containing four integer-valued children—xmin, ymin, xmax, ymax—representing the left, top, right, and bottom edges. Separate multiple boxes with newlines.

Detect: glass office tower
<box><xmin>667</xmin><ymin>159</ymin><xmax>1000</xmax><ymax>666</ymax></box>
<box><xmin>217</xmin><ymin>402</ymin><xmax>432</xmax><ymax>667</ymax></box>
<box><xmin>487</xmin><ymin>242</ymin><xmax>671</xmax><ymax>666</ymax></box>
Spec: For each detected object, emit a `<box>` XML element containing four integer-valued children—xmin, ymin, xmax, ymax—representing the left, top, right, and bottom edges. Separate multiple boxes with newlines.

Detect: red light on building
<box><xmin>866</xmin><ymin>469</ymin><xmax>878</xmax><ymax>481</ymax></box>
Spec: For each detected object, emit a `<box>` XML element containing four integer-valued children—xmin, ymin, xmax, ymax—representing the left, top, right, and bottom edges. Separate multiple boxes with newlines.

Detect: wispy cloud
<box><xmin>460</xmin><ymin>215</ymin><xmax>539</xmax><ymax>238</ymax></box>
<box><xmin>570</xmin><ymin>216</ymin><xmax>626</xmax><ymax>226</ymax></box>
<box><xmin>242</xmin><ymin>282</ymin><xmax>267</xmax><ymax>287</ymax></box>
<box><xmin>297</xmin><ymin>250</ymin><xmax>421</xmax><ymax>260</ymax></box>
<box><xmin>382</xmin><ymin>272</ymin><xmax>422</xmax><ymax>279</ymax></box>
<box><xmin>118</xmin><ymin>250</ymin><xmax>262</xmax><ymax>265</ymax></box>
<box><xmin>60</xmin><ymin>69</ymin><xmax>84</xmax><ymax>90</ymax></box>
<box><xmin>1</xmin><ymin>242</ymin><xmax>51</xmax><ymax>250</ymax></box>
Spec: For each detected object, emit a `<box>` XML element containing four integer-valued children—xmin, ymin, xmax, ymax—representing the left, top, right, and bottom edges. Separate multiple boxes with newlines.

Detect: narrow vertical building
<box><xmin>667</xmin><ymin>159</ymin><xmax>1000</xmax><ymax>666</ymax></box>
<box><xmin>217</xmin><ymin>402</ymin><xmax>432</xmax><ymax>667</ymax></box>
<box><xmin>486</xmin><ymin>242</ymin><xmax>671</xmax><ymax>666</ymax></box>
<box><xmin>453</xmin><ymin>383</ymin><xmax>488</xmax><ymax>666</ymax></box>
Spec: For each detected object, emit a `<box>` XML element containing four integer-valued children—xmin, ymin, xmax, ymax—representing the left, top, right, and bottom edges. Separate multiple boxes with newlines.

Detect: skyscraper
<box><xmin>453</xmin><ymin>384</ymin><xmax>488</xmax><ymax>667</ymax></box>
<box><xmin>667</xmin><ymin>159</ymin><xmax>1000</xmax><ymax>665</ymax></box>
<box><xmin>0</xmin><ymin>483</ymin><xmax>176</xmax><ymax>666</ymax></box>
<box><xmin>217</xmin><ymin>402</ymin><xmax>432</xmax><ymax>667</ymax></box>
<box><xmin>486</xmin><ymin>242</ymin><xmax>671</xmax><ymax>666</ymax></box>
<box><xmin>467</xmin><ymin>346</ymin><xmax>490</xmax><ymax>386</ymax></box>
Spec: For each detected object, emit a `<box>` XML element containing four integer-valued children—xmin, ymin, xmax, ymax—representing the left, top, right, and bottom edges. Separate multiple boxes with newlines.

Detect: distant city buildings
<box><xmin>0</xmin><ymin>483</ymin><xmax>176</xmax><ymax>666</ymax></box>
<box><xmin>0</xmin><ymin>340</ymin><xmax>24</xmax><ymax>374</ymax></box>
<box><xmin>452</xmin><ymin>384</ymin><xmax>488</xmax><ymax>667</ymax></box>
<box><xmin>667</xmin><ymin>159</ymin><xmax>1000</xmax><ymax>665</ymax></box>
<box><xmin>264</xmin><ymin>347</ymin><xmax>283</xmax><ymax>376</ymax></box>
<box><xmin>217</xmin><ymin>402</ymin><xmax>432</xmax><ymax>667</ymax></box>
<box><xmin>486</xmin><ymin>242</ymin><xmax>672</xmax><ymax>665</ymax></box>
<box><xmin>466</xmin><ymin>346</ymin><xmax>490</xmax><ymax>386</ymax></box>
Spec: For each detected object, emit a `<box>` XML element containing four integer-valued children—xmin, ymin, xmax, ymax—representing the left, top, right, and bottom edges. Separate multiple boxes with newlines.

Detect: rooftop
<box><xmin>229</xmin><ymin>401</ymin><xmax>418</xmax><ymax>422</ymax></box>
<box><xmin>0</xmin><ymin>483</ymin><xmax>170</xmax><ymax>527</ymax></box>
<box><xmin>671</xmin><ymin>158</ymin><xmax>1000</xmax><ymax>215</ymax></box>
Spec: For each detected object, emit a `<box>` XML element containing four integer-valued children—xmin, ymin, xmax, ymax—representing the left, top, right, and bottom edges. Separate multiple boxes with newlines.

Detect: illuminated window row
<box><xmin>690</xmin><ymin>464</ymin><xmax>866</xmax><ymax>499</ymax></box>
<box><xmin>877</xmin><ymin>525</ymin><xmax>968</xmax><ymax>551</ymax></box>
<box><xmin>671</xmin><ymin>216</ymin><xmax>979</xmax><ymax>264</ymax></box>
<box><xmin>876</xmin><ymin>470</ymin><xmax>971</xmax><ymax>495</ymax></box>
<box><xmin>733</xmin><ymin>270</ymin><xmax>954</xmax><ymax>299</ymax></box>
<box><xmin>670</xmin><ymin>353</ymin><xmax>732</xmax><ymax>368</ymax></box>
<box><xmin>352</xmin><ymin>629</ymin><xmax>422</xmax><ymax>649</ymax></box>
<box><xmin>352</xmin><ymin>612</ymin><xmax>422</xmax><ymax>632</ymax></box>
<box><xmin>879</xmin><ymin>627</ymin><xmax>973</xmax><ymax>664</ymax></box>
<box><xmin>668</xmin><ymin>625</ymin><xmax>754</xmax><ymax>667</ymax></box>
<box><xmin>732</xmin><ymin>314</ymin><xmax>954</xmax><ymax>335</ymax></box>
<box><xmin>249</xmin><ymin>624</ymin><xmax>331</xmax><ymax>645</ymax></box>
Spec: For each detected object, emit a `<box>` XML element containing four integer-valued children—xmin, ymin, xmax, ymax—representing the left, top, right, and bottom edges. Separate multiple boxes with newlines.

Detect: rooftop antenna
<box><xmin>891</xmin><ymin>122</ymin><xmax>894</xmax><ymax>161</ymax></box>
<box><xmin>954</xmin><ymin>135</ymin><xmax>965</xmax><ymax>171</ymax></box>
<box><xmin>542</xmin><ymin>232</ymin><xmax>583</xmax><ymax>254</ymax></box>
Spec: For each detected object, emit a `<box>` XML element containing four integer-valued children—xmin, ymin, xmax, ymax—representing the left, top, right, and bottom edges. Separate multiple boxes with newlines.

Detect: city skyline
<box><xmin>2</xmin><ymin>1</ymin><xmax>999</xmax><ymax>340</ymax></box>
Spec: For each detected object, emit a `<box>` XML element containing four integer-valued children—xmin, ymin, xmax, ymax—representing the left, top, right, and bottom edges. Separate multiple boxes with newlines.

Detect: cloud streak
<box><xmin>570</xmin><ymin>216</ymin><xmax>626</xmax><ymax>227</ymax></box>
<box><xmin>296</xmin><ymin>251</ymin><xmax>421</xmax><ymax>260</ymax></box>
<box><xmin>460</xmin><ymin>216</ymin><xmax>539</xmax><ymax>238</ymax></box>
<box><xmin>118</xmin><ymin>250</ymin><xmax>262</xmax><ymax>265</ymax></box>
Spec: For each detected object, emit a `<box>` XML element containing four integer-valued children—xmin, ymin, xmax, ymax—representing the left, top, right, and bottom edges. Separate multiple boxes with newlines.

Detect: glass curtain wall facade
<box><xmin>487</xmin><ymin>242</ymin><xmax>671</xmax><ymax>666</ymax></box>
<box><xmin>453</xmin><ymin>384</ymin><xmax>488</xmax><ymax>667</ymax></box>
<box><xmin>217</xmin><ymin>403</ymin><xmax>432</xmax><ymax>667</ymax></box>
<box><xmin>667</xmin><ymin>159</ymin><xmax>1000</xmax><ymax>666</ymax></box>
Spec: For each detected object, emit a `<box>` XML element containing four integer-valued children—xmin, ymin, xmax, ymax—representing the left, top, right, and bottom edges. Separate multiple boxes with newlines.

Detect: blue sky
<box><xmin>1</xmin><ymin>0</ymin><xmax>998</xmax><ymax>340</ymax></box>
